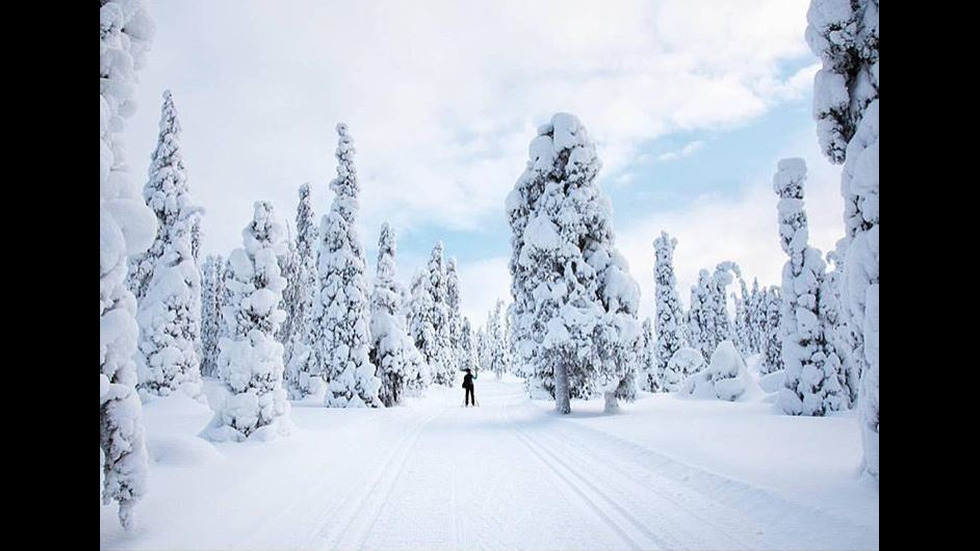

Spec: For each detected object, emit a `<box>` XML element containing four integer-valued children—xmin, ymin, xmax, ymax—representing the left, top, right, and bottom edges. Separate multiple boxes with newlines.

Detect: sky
<box><xmin>124</xmin><ymin>0</ymin><xmax>843</xmax><ymax>326</ymax></box>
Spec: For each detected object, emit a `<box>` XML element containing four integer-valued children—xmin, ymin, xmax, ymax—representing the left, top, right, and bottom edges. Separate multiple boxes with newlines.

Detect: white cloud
<box><xmin>656</xmin><ymin>140</ymin><xmax>705</xmax><ymax>162</ymax></box>
<box><xmin>617</xmin><ymin>131</ymin><xmax>844</xmax><ymax>321</ymax></box>
<box><xmin>127</xmin><ymin>0</ymin><xmax>817</xmax><ymax>256</ymax></box>
<box><xmin>456</xmin><ymin>257</ymin><xmax>512</xmax><ymax>329</ymax></box>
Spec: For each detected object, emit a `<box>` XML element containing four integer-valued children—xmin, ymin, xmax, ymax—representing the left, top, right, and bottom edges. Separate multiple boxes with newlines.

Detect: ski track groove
<box><xmin>526</xmin><ymin>411</ymin><xmax>751</xmax><ymax>550</ymax></box>
<box><xmin>502</xmin><ymin>399</ymin><xmax>651</xmax><ymax>551</ymax></box>
<box><xmin>305</xmin><ymin>407</ymin><xmax>443</xmax><ymax>550</ymax></box>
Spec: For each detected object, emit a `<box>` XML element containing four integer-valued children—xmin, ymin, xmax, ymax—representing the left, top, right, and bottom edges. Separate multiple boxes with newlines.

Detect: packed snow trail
<box><xmin>100</xmin><ymin>378</ymin><xmax>878</xmax><ymax>550</ymax></box>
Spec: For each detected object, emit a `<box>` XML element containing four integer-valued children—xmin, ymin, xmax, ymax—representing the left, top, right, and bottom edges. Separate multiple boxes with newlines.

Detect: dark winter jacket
<box><xmin>462</xmin><ymin>373</ymin><xmax>474</xmax><ymax>389</ymax></box>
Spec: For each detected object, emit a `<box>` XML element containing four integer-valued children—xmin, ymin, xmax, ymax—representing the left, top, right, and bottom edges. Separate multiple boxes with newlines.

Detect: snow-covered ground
<box><xmin>100</xmin><ymin>376</ymin><xmax>878</xmax><ymax>550</ymax></box>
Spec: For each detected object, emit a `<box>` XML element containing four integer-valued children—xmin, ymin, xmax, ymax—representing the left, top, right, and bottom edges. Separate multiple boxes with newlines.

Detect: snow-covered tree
<box><xmin>760</xmin><ymin>286</ymin><xmax>783</xmax><ymax>374</ymax></box>
<box><xmin>100</xmin><ymin>0</ymin><xmax>154</xmax><ymax>529</ymax></box>
<box><xmin>681</xmin><ymin>341</ymin><xmax>750</xmax><ymax>402</ymax></box>
<box><xmin>687</xmin><ymin>270</ymin><xmax>713</xmax><ymax>362</ymax></box>
<box><xmin>653</xmin><ymin>231</ymin><xmax>685</xmax><ymax>389</ymax></box>
<box><xmin>825</xmin><ymin>241</ymin><xmax>857</xmax><ymax>404</ymax></box>
<box><xmin>191</xmin><ymin>217</ymin><xmax>201</xmax><ymax>261</ymax></box>
<box><xmin>505</xmin><ymin>113</ymin><xmax>640</xmax><ymax>414</ymax></box>
<box><xmin>200</xmin><ymin>254</ymin><xmax>225</xmax><ymax>377</ymax></box>
<box><xmin>747</xmin><ymin>278</ymin><xmax>764</xmax><ymax>354</ymax></box>
<box><xmin>639</xmin><ymin>317</ymin><xmax>657</xmax><ymax>392</ymax></box>
<box><xmin>446</xmin><ymin>258</ymin><xmax>464</xmax><ymax>375</ymax></box>
<box><xmin>409</xmin><ymin>243</ymin><xmax>454</xmax><ymax>386</ymax></box>
<box><xmin>276</xmin><ymin>239</ymin><xmax>299</xmax><ymax>353</ymax></box>
<box><xmin>663</xmin><ymin>347</ymin><xmax>706</xmax><ymax>391</ymax></box>
<box><xmin>485</xmin><ymin>299</ymin><xmax>509</xmax><ymax>379</ymax></box>
<box><xmin>807</xmin><ymin>0</ymin><xmax>878</xmax><ymax>480</ymax></box>
<box><xmin>406</xmin><ymin>268</ymin><xmax>436</xmax><ymax>393</ymax></box>
<box><xmin>370</xmin><ymin>222</ymin><xmax>424</xmax><ymax>407</ymax></box>
<box><xmin>460</xmin><ymin>318</ymin><xmax>479</xmax><ymax>375</ymax></box>
<box><xmin>773</xmin><ymin>159</ymin><xmax>845</xmax><ymax>416</ymax></box>
<box><xmin>317</xmin><ymin>123</ymin><xmax>381</xmax><ymax>408</ymax></box>
<box><xmin>204</xmin><ymin>202</ymin><xmax>291</xmax><ymax>441</ymax></box>
<box><xmin>284</xmin><ymin>183</ymin><xmax>322</xmax><ymax>399</ymax></box>
<box><xmin>709</xmin><ymin>262</ymin><xmax>739</xmax><ymax>348</ymax></box>
<box><xmin>133</xmin><ymin>91</ymin><xmax>203</xmax><ymax>399</ymax></box>
<box><xmin>734</xmin><ymin>278</ymin><xmax>752</xmax><ymax>355</ymax></box>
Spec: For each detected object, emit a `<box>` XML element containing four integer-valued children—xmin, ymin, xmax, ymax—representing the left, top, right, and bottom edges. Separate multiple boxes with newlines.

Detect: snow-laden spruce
<box><xmin>200</xmin><ymin>254</ymin><xmax>225</xmax><ymax>377</ymax></box>
<box><xmin>446</xmin><ymin>258</ymin><xmax>464</xmax><ymax>375</ymax></box>
<box><xmin>681</xmin><ymin>340</ymin><xmax>752</xmax><ymax>401</ymax></box>
<box><xmin>807</xmin><ymin>0</ymin><xmax>878</xmax><ymax>480</ymax></box>
<box><xmin>506</xmin><ymin>113</ymin><xmax>640</xmax><ymax>414</ymax></box>
<box><xmin>653</xmin><ymin>231</ymin><xmax>685</xmax><ymax>391</ymax></box>
<box><xmin>734</xmin><ymin>278</ymin><xmax>753</xmax><ymax>355</ymax></box>
<box><xmin>747</xmin><ymin>279</ymin><xmax>764</xmax><ymax>355</ymax></box>
<box><xmin>485</xmin><ymin>299</ymin><xmax>509</xmax><ymax>379</ymax></box>
<box><xmin>276</xmin><ymin>238</ymin><xmax>299</xmax><ymax>358</ymax></box>
<box><xmin>709</xmin><ymin>262</ymin><xmax>739</xmax><ymax>348</ymax></box>
<box><xmin>317</xmin><ymin>124</ymin><xmax>381</xmax><ymax>407</ymax></box>
<box><xmin>405</xmin><ymin>268</ymin><xmax>435</xmax><ymax>393</ymax></box>
<box><xmin>284</xmin><ymin>183</ymin><xmax>323</xmax><ymax>399</ymax></box>
<box><xmin>370</xmin><ymin>223</ymin><xmax>425</xmax><ymax>407</ymax></box>
<box><xmin>687</xmin><ymin>270</ymin><xmax>713</xmax><ymax>363</ymax></box>
<box><xmin>204</xmin><ymin>202</ymin><xmax>292</xmax><ymax>441</ymax></box>
<box><xmin>773</xmin><ymin>159</ymin><xmax>844</xmax><ymax>416</ymax></box>
<box><xmin>825</xmin><ymin>241</ymin><xmax>857</xmax><ymax>404</ymax></box>
<box><xmin>639</xmin><ymin>317</ymin><xmax>657</xmax><ymax>391</ymax></box>
<box><xmin>100</xmin><ymin>0</ymin><xmax>153</xmax><ymax>529</ymax></box>
<box><xmin>133</xmin><ymin>91</ymin><xmax>203</xmax><ymax>399</ymax></box>
<box><xmin>760</xmin><ymin>286</ymin><xmax>783</xmax><ymax>374</ymax></box>
<box><xmin>460</xmin><ymin>318</ymin><xmax>479</xmax><ymax>376</ymax></box>
<box><xmin>663</xmin><ymin>347</ymin><xmax>706</xmax><ymax>391</ymax></box>
<box><xmin>409</xmin><ymin>243</ymin><xmax>454</xmax><ymax>387</ymax></box>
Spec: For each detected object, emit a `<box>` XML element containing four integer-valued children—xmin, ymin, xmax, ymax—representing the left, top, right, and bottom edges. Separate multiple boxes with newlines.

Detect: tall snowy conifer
<box><xmin>406</xmin><ymin>268</ymin><xmax>435</xmax><ymax>393</ymax></box>
<box><xmin>747</xmin><ymin>278</ymin><xmax>764</xmax><ymax>354</ymax></box>
<box><xmin>200</xmin><ymin>254</ymin><xmax>225</xmax><ymax>377</ymax></box>
<box><xmin>506</xmin><ymin>113</ymin><xmax>640</xmax><ymax>414</ymax></box>
<box><xmin>284</xmin><ymin>183</ymin><xmax>323</xmax><ymax>399</ymax></box>
<box><xmin>826</xmin><ymin>242</ymin><xmax>857</xmax><ymax>404</ymax></box>
<box><xmin>807</xmin><ymin>0</ymin><xmax>878</xmax><ymax>480</ymax></box>
<box><xmin>709</xmin><ymin>262</ymin><xmax>738</xmax><ymax>348</ymax></box>
<box><xmin>687</xmin><ymin>270</ymin><xmax>714</xmax><ymax>362</ymax></box>
<box><xmin>639</xmin><ymin>317</ymin><xmax>657</xmax><ymax>392</ymax></box>
<box><xmin>418</xmin><ymin>242</ymin><xmax>454</xmax><ymax>386</ymax></box>
<box><xmin>734</xmin><ymin>278</ymin><xmax>752</xmax><ymax>354</ymax></box>
<box><xmin>653</xmin><ymin>231</ymin><xmax>685</xmax><ymax>388</ymax></box>
<box><xmin>774</xmin><ymin>159</ymin><xmax>844</xmax><ymax>416</ymax></box>
<box><xmin>100</xmin><ymin>0</ymin><xmax>154</xmax><ymax>529</ymax></box>
<box><xmin>133</xmin><ymin>91</ymin><xmax>203</xmax><ymax>399</ymax></box>
<box><xmin>205</xmin><ymin>202</ymin><xmax>291</xmax><ymax>441</ymax></box>
<box><xmin>446</xmin><ymin>258</ymin><xmax>463</xmax><ymax>375</ymax></box>
<box><xmin>318</xmin><ymin>124</ymin><xmax>381</xmax><ymax>407</ymax></box>
<box><xmin>760</xmin><ymin>286</ymin><xmax>783</xmax><ymax>374</ymax></box>
<box><xmin>370</xmin><ymin>223</ymin><xmax>424</xmax><ymax>407</ymax></box>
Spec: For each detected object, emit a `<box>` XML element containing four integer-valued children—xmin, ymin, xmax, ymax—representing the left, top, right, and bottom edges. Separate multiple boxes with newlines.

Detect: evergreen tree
<box><xmin>826</xmin><ymin>241</ymin><xmax>858</xmax><ymax>404</ymax></box>
<box><xmin>709</xmin><ymin>261</ymin><xmax>739</xmax><ymax>348</ymax></box>
<box><xmin>460</xmin><ymin>318</ymin><xmax>479</xmax><ymax>375</ymax></box>
<box><xmin>200</xmin><ymin>254</ymin><xmax>225</xmax><ymax>378</ymax></box>
<box><xmin>747</xmin><ymin>278</ymin><xmax>764</xmax><ymax>355</ymax></box>
<box><xmin>284</xmin><ymin>184</ymin><xmax>323</xmax><ymax>399</ymax></box>
<box><xmin>318</xmin><ymin>123</ymin><xmax>381</xmax><ymax>408</ymax></box>
<box><xmin>133</xmin><ymin>91</ymin><xmax>203</xmax><ymax>399</ymax></box>
<box><xmin>191</xmin><ymin>217</ymin><xmax>201</xmax><ymax>261</ymax></box>
<box><xmin>370</xmin><ymin>223</ymin><xmax>424</xmax><ymax>407</ymax></box>
<box><xmin>446</xmin><ymin>258</ymin><xmax>463</xmax><ymax>376</ymax></box>
<box><xmin>687</xmin><ymin>270</ymin><xmax>713</xmax><ymax>362</ymax></box>
<box><xmin>505</xmin><ymin>113</ymin><xmax>640</xmax><ymax>414</ymax></box>
<box><xmin>406</xmin><ymin>268</ymin><xmax>435</xmax><ymax>393</ymax></box>
<box><xmin>807</xmin><ymin>0</ymin><xmax>878</xmax><ymax>480</ymax></box>
<box><xmin>653</xmin><ymin>231</ymin><xmax>685</xmax><ymax>389</ymax></box>
<box><xmin>639</xmin><ymin>317</ymin><xmax>657</xmax><ymax>392</ymax></box>
<box><xmin>734</xmin><ymin>278</ymin><xmax>753</xmax><ymax>355</ymax></box>
<box><xmin>100</xmin><ymin>0</ymin><xmax>153</xmax><ymax>529</ymax></box>
<box><xmin>760</xmin><ymin>286</ymin><xmax>783</xmax><ymax>374</ymax></box>
<box><xmin>204</xmin><ymin>201</ymin><xmax>292</xmax><ymax>441</ymax></box>
<box><xmin>773</xmin><ymin>159</ymin><xmax>844</xmax><ymax>416</ymax></box>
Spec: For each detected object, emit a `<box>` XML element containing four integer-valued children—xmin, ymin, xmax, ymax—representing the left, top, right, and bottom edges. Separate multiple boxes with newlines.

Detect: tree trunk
<box><xmin>554</xmin><ymin>361</ymin><xmax>571</xmax><ymax>414</ymax></box>
<box><xmin>603</xmin><ymin>391</ymin><xmax>619</xmax><ymax>413</ymax></box>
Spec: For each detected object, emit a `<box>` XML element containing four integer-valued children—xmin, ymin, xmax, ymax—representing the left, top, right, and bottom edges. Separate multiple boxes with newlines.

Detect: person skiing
<box><xmin>462</xmin><ymin>368</ymin><xmax>477</xmax><ymax>407</ymax></box>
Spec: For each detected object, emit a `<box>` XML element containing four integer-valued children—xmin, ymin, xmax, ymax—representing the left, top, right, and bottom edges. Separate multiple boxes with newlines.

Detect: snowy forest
<box><xmin>101</xmin><ymin>1</ymin><xmax>878</xmax><ymax>549</ymax></box>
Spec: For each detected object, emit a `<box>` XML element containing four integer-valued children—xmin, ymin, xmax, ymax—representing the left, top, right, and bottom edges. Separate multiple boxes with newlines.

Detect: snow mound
<box><xmin>147</xmin><ymin>436</ymin><xmax>223</xmax><ymax>467</ymax></box>
<box><xmin>681</xmin><ymin>341</ymin><xmax>762</xmax><ymax>401</ymax></box>
<box><xmin>757</xmin><ymin>369</ymin><xmax>786</xmax><ymax>394</ymax></box>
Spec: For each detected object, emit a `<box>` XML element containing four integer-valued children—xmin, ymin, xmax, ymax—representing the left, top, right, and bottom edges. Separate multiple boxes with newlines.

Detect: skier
<box><xmin>462</xmin><ymin>368</ymin><xmax>477</xmax><ymax>407</ymax></box>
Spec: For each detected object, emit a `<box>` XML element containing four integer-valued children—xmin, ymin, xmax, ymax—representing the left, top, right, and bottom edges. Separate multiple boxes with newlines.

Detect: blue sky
<box><xmin>124</xmin><ymin>0</ymin><xmax>844</xmax><ymax>325</ymax></box>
